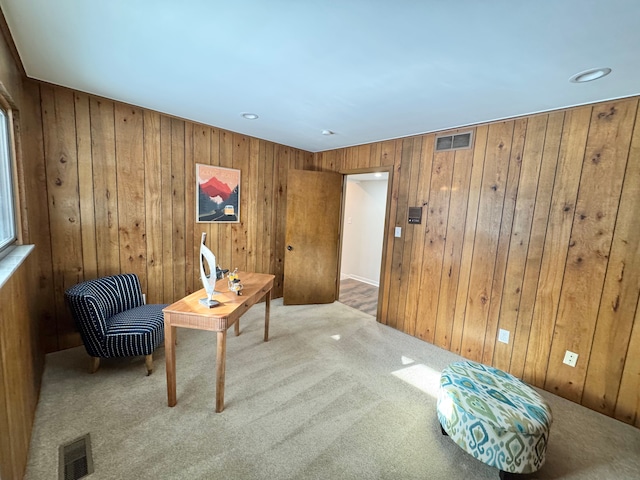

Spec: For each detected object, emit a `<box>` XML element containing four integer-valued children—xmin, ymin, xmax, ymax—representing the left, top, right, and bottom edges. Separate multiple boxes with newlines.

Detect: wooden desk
<box><xmin>163</xmin><ymin>271</ymin><xmax>275</xmax><ymax>412</ymax></box>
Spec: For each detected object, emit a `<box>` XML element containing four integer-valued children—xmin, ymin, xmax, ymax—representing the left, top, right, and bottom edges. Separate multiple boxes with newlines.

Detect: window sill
<box><xmin>0</xmin><ymin>245</ymin><xmax>35</xmax><ymax>289</ymax></box>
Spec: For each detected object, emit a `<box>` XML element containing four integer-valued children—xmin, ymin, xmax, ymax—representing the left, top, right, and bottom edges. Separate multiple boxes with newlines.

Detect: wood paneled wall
<box><xmin>24</xmin><ymin>81</ymin><xmax>313</xmax><ymax>352</ymax></box>
<box><xmin>313</xmin><ymin>98</ymin><xmax>640</xmax><ymax>427</ymax></box>
<box><xmin>0</xmin><ymin>14</ymin><xmax>45</xmax><ymax>479</ymax></box>
<box><xmin>0</xmin><ymin>254</ymin><xmax>44</xmax><ymax>480</ymax></box>
<box><xmin>19</xmin><ymin>76</ymin><xmax>640</xmax><ymax>427</ymax></box>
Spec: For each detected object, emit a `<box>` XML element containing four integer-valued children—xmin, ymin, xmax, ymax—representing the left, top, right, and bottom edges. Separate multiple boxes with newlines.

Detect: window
<box><xmin>0</xmin><ymin>107</ymin><xmax>16</xmax><ymax>255</ymax></box>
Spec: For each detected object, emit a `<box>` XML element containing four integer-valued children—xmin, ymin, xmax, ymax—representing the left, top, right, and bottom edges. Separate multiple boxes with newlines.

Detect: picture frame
<box><xmin>196</xmin><ymin>164</ymin><xmax>240</xmax><ymax>223</ymax></box>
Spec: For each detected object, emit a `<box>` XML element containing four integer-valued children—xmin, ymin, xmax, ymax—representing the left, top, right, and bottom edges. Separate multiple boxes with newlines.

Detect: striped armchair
<box><xmin>65</xmin><ymin>274</ymin><xmax>168</xmax><ymax>376</ymax></box>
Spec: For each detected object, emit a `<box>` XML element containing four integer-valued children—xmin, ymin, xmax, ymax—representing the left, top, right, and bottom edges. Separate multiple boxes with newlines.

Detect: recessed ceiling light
<box><xmin>241</xmin><ymin>113</ymin><xmax>259</xmax><ymax>120</ymax></box>
<box><xmin>569</xmin><ymin>68</ymin><xmax>612</xmax><ymax>83</ymax></box>
<box><xmin>321</xmin><ymin>129</ymin><xmax>334</xmax><ymax>136</ymax></box>
<box><xmin>374</xmin><ymin>172</ymin><xmax>382</xmax><ymax>177</ymax></box>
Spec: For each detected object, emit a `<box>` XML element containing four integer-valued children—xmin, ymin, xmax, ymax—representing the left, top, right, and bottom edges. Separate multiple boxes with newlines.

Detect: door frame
<box><xmin>337</xmin><ymin>166</ymin><xmax>394</xmax><ymax>322</ymax></box>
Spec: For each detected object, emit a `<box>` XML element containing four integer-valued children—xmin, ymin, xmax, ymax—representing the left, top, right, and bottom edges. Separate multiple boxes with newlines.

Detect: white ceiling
<box><xmin>347</xmin><ymin>172</ymin><xmax>389</xmax><ymax>183</ymax></box>
<box><xmin>2</xmin><ymin>0</ymin><xmax>639</xmax><ymax>153</ymax></box>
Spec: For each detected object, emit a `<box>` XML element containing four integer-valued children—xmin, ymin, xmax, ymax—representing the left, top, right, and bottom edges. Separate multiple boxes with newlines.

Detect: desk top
<box><xmin>163</xmin><ymin>271</ymin><xmax>275</xmax><ymax>331</ymax></box>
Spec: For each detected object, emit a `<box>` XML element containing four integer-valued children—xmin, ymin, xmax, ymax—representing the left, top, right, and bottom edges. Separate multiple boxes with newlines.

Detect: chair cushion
<box><xmin>104</xmin><ymin>304</ymin><xmax>167</xmax><ymax>357</ymax></box>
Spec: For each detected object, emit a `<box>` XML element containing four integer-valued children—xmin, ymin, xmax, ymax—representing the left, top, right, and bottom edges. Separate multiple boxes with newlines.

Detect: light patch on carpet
<box><xmin>401</xmin><ymin>355</ymin><xmax>415</xmax><ymax>365</ymax></box>
<box><xmin>392</xmin><ymin>363</ymin><xmax>441</xmax><ymax>398</ymax></box>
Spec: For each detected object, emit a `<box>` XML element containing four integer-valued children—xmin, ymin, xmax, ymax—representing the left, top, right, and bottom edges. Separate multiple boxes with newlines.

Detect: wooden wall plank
<box><xmin>369</xmin><ymin>142</ymin><xmax>382</xmax><ymax>169</ymax></box>
<box><xmin>231</xmin><ymin>133</ymin><xmax>249</xmax><ymax>271</ymax></box>
<box><xmin>492</xmin><ymin>115</ymin><xmax>548</xmax><ymax>372</ymax></box>
<box><xmin>450</xmin><ymin>125</ymin><xmax>489</xmax><ymax>354</ymax></box>
<box><xmin>523</xmin><ymin>106</ymin><xmax>591</xmax><ymax>387</ymax></box>
<box><xmin>357</xmin><ymin>144</ymin><xmax>371</xmax><ymax>169</ymax></box>
<box><xmin>21</xmin><ymin>81</ymin><xmax>57</xmax><ymax>353</ymax></box>
<box><xmin>414</xmin><ymin>148</ymin><xmax>455</xmax><ymax>342</ymax></box>
<box><xmin>115</xmin><ymin>104</ymin><xmax>147</xmax><ymax>291</ymax></box>
<box><xmin>380</xmin><ymin>140</ymin><xmax>396</xmax><ymax>166</ymax></box>
<box><xmin>143</xmin><ymin>111</ymin><xmax>163</xmax><ymax>303</ymax></box>
<box><xmin>583</xmin><ymin>103</ymin><xmax>640</xmax><ymax>415</ymax></box>
<box><xmin>545</xmin><ymin>100</ymin><xmax>637</xmax><ymax>402</ymax></box>
<box><xmin>394</xmin><ymin>137</ymin><xmax>423</xmax><ymax>334</ymax></box>
<box><xmin>90</xmin><ymin>97</ymin><xmax>120</xmax><ymax>277</ymax></box>
<box><xmin>193</xmin><ymin>125</ymin><xmax>210</xmax><ymax>290</ymax></box>
<box><xmin>434</xmin><ymin>144</ymin><xmax>473</xmax><ymax>349</ymax></box>
<box><xmin>403</xmin><ymin>135</ymin><xmax>434</xmax><ymax>336</ymax></box>
<box><xmin>266</xmin><ymin>142</ymin><xmax>278</xmax><ymax>277</ymax></box>
<box><xmin>0</xmin><ymin>257</ymin><xmax>42</xmax><ymax>480</ymax></box>
<box><xmin>255</xmin><ymin>140</ymin><xmax>268</xmax><ymax>273</ymax></box>
<box><xmin>482</xmin><ymin>119</ymin><xmax>526</xmax><ymax>365</ymax></box>
<box><xmin>208</xmin><ymin>127</ymin><xmax>221</xmax><ymax>277</ymax></box>
<box><xmin>460</xmin><ymin>122</ymin><xmax>514</xmax><ymax>361</ymax></box>
<box><xmin>218</xmin><ymin>131</ymin><xmax>234</xmax><ymax>269</ymax></box>
<box><xmin>615</xmin><ymin>304</ymin><xmax>640</xmax><ymax>426</ymax></box>
<box><xmin>344</xmin><ymin>147</ymin><xmax>356</xmax><ymax>171</ymax></box>
<box><xmin>385</xmin><ymin>138</ymin><xmax>413</xmax><ymax>329</ymax></box>
<box><xmin>74</xmin><ymin>92</ymin><xmax>97</xmax><ymax>279</ymax></box>
<box><xmin>379</xmin><ymin>141</ymin><xmax>402</xmax><ymax>324</ymax></box>
<box><xmin>184</xmin><ymin>123</ymin><xmax>195</xmax><ymax>294</ymax></box>
<box><xmin>171</xmin><ymin>119</ymin><xmax>186</xmax><ymax>300</ymax></box>
<box><xmin>273</xmin><ymin>144</ymin><xmax>290</xmax><ymax>296</ymax></box>
<box><xmin>509</xmin><ymin>111</ymin><xmax>565</xmax><ymax>378</ymax></box>
<box><xmin>160</xmin><ymin>115</ymin><xmax>173</xmax><ymax>303</ymax></box>
<box><xmin>247</xmin><ymin>137</ymin><xmax>260</xmax><ymax>272</ymax></box>
<box><xmin>41</xmin><ymin>85</ymin><xmax>83</xmax><ymax>349</ymax></box>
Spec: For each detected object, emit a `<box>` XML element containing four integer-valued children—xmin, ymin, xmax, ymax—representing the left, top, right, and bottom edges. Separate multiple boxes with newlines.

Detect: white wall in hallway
<box><xmin>341</xmin><ymin>178</ymin><xmax>387</xmax><ymax>286</ymax></box>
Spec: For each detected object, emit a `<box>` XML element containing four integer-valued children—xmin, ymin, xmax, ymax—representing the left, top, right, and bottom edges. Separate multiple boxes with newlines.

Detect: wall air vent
<box><xmin>435</xmin><ymin>131</ymin><xmax>473</xmax><ymax>151</ymax></box>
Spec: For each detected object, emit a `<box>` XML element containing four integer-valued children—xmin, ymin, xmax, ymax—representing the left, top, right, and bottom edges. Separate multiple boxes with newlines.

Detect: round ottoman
<box><xmin>437</xmin><ymin>361</ymin><xmax>552</xmax><ymax>479</ymax></box>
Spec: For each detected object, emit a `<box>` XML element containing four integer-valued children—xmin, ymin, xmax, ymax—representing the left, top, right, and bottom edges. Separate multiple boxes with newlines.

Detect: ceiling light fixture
<box><xmin>374</xmin><ymin>172</ymin><xmax>382</xmax><ymax>178</ymax></box>
<box><xmin>321</xmin><ymin>129</ymin><xmax>334</xmax><ymax>136</ymax></box>
<box><xmin>241</xmin><ymin>113</ymin><xmax>259</xmax><ymax>120</ymax></box>
<box><xmin>569</xmin><ymin>67</ymin><xmax>612</xmax><ymax>83</ymax></box>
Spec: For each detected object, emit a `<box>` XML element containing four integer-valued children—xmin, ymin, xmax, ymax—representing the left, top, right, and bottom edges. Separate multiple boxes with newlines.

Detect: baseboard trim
<box><xmin>340</xmin><ymin>273</ymin><xmax>379</xmax><ymax>287</ymax></box>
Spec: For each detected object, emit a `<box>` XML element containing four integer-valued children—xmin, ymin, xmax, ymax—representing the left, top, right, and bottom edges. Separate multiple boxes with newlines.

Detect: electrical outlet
<box><xmin>563</xmin><ymin>350</ymin><xmax>578</xmax><ymax>367</ymax></box>
<box><xmin>498</xmin><ymin>329</ymin><xmax>510</xmax><ymax>344</ymax></box>
<box><xmin>395</xmin><ymin>226</ymin><xmax>402</xmax><ymax>238</ymax></box>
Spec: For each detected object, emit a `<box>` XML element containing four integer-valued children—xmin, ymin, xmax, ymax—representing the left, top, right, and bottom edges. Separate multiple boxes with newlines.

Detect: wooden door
<box><xmin>283</xmin><ymin>169</ymin><xmax>343</xmax><ymax>305</ymax></box>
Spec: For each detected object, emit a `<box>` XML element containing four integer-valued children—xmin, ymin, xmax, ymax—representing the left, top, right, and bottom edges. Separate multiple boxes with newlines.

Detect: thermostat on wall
<box><xmin>408</xmin><ymin>207</ymin><xmax>422</xmax><ymax>224</ymax></box>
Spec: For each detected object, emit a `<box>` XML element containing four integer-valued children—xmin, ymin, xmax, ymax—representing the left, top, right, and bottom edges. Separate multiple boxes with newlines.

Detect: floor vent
<box><xmin>435</xmin><ymin>131</ymin><xmax>473</xmax><ymax>151</ymax></box>
<box><xmin>59</xmin><ymin>433</ymin><xmax>94</xmax><ymax>480</ymax></box>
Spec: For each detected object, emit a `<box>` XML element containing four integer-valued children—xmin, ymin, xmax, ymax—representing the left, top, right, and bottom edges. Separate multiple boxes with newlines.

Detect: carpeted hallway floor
<box><xmin>26</xmin><ymin>300</ymin><xmax>640</xmax><ymax>479</ymax></box>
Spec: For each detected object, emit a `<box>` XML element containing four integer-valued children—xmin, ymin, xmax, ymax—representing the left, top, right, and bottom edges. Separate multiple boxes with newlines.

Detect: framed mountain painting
<box><xmin>196</xmin><ymin>164</ymin><xmax>240</xmax><ymax>223</ymax></box>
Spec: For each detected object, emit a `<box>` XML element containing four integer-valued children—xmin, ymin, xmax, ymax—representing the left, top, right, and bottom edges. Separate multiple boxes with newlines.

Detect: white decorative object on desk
<box><xmin>199</xmin><ymin>232</ymin><xmax>221</xmax><ymax>307</ymax></box>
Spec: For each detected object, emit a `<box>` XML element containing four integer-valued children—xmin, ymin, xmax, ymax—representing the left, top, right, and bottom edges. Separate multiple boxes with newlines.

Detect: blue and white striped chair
<box><xmin>65</xmin><ymin>274</ymin><xmax>168</xmax><ymax>376</ymax></box>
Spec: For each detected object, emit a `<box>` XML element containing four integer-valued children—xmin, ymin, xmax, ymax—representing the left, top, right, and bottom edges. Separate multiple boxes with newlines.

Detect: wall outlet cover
<box><xmin>498</xmin><ymin>329</ymin><xmax>510</xmax><ymax>344</ymax></box>
<box><xmin>394</xmin><ymin>226</ymin><xmax>402</xmax><ymax>238</ymax></box>
<box><xmin>563</xmin><ymin>350</ymin><xmax>578</xmax><ymax>367</ymax></box>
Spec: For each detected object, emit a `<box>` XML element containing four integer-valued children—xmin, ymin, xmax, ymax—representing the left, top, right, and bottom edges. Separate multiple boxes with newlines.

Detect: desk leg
<box><xmin>234</xmin><ymin>319</ymin><xmax>240</xmax><ymax>336</ymax></box>
<box><xmin>264</xmin><ymin>290</ymin><xmax>271</xmax><ymax>342</ymax></box>
<box><xmin>165</xmin><ymin>321</ymin><xmax>177</xmax><ymax>407</ymax></box>
<box><xmin>216</xmin><ymin>330</ymin><xmax>227</xmax><ymax>413</ymax></box>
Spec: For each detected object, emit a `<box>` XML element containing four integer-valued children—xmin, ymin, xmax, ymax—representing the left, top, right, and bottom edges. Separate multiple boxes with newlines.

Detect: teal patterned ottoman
<box><xmin>437</xmin><ymin>361</ymin><xmax>552</xmax><ymax>479</ymax></box>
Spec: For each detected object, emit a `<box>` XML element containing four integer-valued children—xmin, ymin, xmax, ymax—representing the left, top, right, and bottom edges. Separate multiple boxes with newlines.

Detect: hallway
<box><xmin>338</xmin><ymin>278</ymin><xmax>378</xmax><ymax>317</ymax></box>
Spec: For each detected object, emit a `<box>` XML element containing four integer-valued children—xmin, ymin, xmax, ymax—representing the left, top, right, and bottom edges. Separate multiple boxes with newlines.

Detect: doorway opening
<box><xmin>338</xmin><ymin>171</ymin><xmax>389</xmax><ymax>317</ymax></box>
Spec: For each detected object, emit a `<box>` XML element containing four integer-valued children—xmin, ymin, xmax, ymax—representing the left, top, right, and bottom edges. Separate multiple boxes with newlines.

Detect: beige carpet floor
<box><xmin>26</xmin><ymin>300</ymin><xmax>640</xmax><ymax>479</ymax></box>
